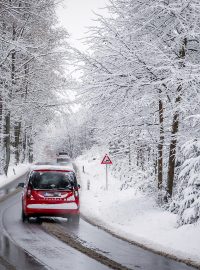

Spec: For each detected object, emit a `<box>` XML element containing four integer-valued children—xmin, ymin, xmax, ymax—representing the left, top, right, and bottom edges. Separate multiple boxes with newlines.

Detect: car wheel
<box><xmin>21</xmin><ymin>210</ymin><xmax>29</xmax><ymax>222</ymax></box>
<box><xmin>36</xmin><ymin>216</ymin><xmax>42</xmax><ymax>224</ymax></box>
<box><xmin>21</xmin><ymin>204</ymin><xmax>29</xmax><ymax>222</ymax></box>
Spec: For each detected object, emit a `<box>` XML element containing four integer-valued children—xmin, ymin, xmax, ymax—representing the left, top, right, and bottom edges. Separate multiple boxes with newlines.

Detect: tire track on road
<box><xmin>42</xmin><ymin>222</ymin><xmax>133</xmax><ymax>270</ymax></box>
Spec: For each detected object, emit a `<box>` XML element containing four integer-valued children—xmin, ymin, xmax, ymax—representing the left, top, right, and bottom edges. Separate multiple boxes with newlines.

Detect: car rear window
<box><xmin>57</xmin><ymin>158</ymin><xmax>70</xmax><ymax>163</ymax></box>
<box><xmin>29</xmin><ymin>171</ymin><xmax>77</xmax><ymax>190</ymax></box>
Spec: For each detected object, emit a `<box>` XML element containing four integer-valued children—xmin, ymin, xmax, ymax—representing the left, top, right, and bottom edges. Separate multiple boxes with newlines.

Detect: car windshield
<box><xmin>29</xmin><ymin>171</ymin><xmax>77</xmax><ymax>190</ymax></box>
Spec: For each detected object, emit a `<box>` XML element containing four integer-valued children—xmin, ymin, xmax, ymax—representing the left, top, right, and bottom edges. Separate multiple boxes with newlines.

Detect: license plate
<box><xmin>44</xmin><ymin>192</ymin><xmax>61</xmax><ymax>197</ymax></box>
<box><xmin>44</xmin><ymin>192</ymin><xmax>54</xmax><ymax>197</ymax></box>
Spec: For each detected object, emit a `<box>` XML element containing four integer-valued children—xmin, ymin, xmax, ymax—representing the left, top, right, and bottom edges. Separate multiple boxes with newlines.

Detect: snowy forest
<box><xmin>1</xmin><ymin>0</ymin><xmax>200</xmax><ymax>226</ymax></box>
<box><xmin>73</xmin><ymin>0</ymin><xmax>200</xmax><ymax>226</ymax></box>
<box><xmin>0</xmin><ymin>0</ymin><xmax>69</xmax><ymax>173</ymax></box>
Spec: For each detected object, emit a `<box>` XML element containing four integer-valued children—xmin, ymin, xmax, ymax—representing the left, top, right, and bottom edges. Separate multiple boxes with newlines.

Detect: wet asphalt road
<box><xmin>0</xmin><ymin>174</ymin><xmax>198</xmax><ymax>270</ymax></box>
<box><xmin>0</xmin><ymin>174</ymin><xmax>110</xmax><ymax>270</ymax></box>
<box><xmin>58</xmin><ymin>217</ymin><xmax>196</xmax><ymax>270</ymax></box>
<box><xmin>0</xmin><ymin>196</ymin><xmax>110</xmax><ymax>270</ymax></box>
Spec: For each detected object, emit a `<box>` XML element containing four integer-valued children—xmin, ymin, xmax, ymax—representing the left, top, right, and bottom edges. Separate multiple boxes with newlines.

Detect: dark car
<box><xmin>57</xmin><ymin>152</ymin><xmax>71</xmax><ymax>164</ymax></box>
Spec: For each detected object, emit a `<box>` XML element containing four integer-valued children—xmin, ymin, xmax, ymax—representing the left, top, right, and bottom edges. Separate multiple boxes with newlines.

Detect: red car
<box><xmin>19</xmin><ymin>165</ymin><xmax>80</xmax><ymax>223</ymax></box>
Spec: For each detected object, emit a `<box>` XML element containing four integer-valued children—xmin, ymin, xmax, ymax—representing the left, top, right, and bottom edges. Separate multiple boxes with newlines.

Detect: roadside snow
<box><xmin>0</xmin><ymin>164</ymin><xmax>30</xmax><ymax>189</ymax></box>
<box><xmin>76</xmin><ymin>146</ymin><xmax>200</xmax><ymax>266</ymax></box>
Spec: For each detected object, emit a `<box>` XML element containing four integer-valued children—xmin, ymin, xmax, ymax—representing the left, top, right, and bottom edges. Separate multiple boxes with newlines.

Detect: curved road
<box><xmin>0</xmin><ymin>174</ymin><xmax>197</xmax><ymax>270</ymax></box>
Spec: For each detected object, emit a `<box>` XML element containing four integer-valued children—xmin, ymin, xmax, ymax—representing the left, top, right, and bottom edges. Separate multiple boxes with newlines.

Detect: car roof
<box><xmin>30</xmin><ymin>164</ymin><xmax>75</xmax><ymax>173</ymax></box>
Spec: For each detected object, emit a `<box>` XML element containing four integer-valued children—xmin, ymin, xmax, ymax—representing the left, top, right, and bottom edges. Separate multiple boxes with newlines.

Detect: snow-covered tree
<box><xmin>176</xmin><ymin>138</ymin><xmax>200</xmax><ymax>225</ymax></box>
<box><xmin>73</xmin><ymin>0</ymin><xmax>200</xmax><ymax>205</ymax></box>
<box><xmin>0</xmin><ymin>0</ymin><xmax>69</xmax><ymax>174</ymax></box>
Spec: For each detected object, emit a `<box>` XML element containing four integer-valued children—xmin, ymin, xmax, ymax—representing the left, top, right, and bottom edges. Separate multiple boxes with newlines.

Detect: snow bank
<box><xmin>0</xmin><ymin>164</ymin><xmax>30</xmax><ymax>189</ymax></box>
<box><xmin>76</xmin><ymin>146</ymin><xmax>200</xmax><ymax>265</ymax></box>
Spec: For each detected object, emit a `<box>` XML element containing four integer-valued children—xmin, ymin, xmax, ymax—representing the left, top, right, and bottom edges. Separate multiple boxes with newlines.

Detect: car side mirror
<box><xmin>17</xmin><ymin>182</ymin><xmax>25</xmax><ymax>188</ymax></box>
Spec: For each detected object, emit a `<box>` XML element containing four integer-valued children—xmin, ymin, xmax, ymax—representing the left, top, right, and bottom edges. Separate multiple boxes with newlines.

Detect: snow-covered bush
<box><xmin>175</xmin><ymin>140</ymin><xmax>200</xmax><ymax>225</ymax></box>
<box><xmin>111</xmin><ymin>154</ymin><xmax>156</xmax><ymax>196</ymax></box>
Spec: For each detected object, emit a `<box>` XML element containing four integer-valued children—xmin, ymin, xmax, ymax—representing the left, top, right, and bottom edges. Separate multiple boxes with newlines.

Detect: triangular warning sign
<box><xmin>101</xmin><ymin>154</ymin><xmax>112</xmax><ymax>165</ymax></box>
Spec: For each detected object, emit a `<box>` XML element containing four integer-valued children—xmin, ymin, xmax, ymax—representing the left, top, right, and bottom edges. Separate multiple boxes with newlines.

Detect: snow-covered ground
<box><xmin>76</xmin><ymin>146</ymin><xmax>200</xmax><ymax>266</ymax></box>
<box><xmin>0</xmin><ymin>164</ymin><xmax>30</xmax><ymax>189</ymax></box>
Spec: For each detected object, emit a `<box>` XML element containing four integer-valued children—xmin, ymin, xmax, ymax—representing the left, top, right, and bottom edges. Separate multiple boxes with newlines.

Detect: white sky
<box><xmin>57</xmin><ymin>0</ymin><xmax>109</xmax><ymax>51</ymax></box>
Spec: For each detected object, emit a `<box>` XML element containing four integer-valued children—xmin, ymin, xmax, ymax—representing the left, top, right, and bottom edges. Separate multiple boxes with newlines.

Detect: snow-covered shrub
<box><xmin>111</xmin><ymin>156</ymin><xmax>156</xmax><ymax>196</ymax></box>
<box><xmin>109</xmin><ymin>137</ymin><xmax>156</xmax><ymax>195</ymax></box>
<box><xmin>176</xmin><ymin>140</ymin><xmax>200</xmax><ymax>225</ymax></box>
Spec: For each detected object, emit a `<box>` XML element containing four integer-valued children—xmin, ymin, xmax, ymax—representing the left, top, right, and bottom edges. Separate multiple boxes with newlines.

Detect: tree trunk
<box><xmin>21</xmin><ymin>129</ymin><xmax>26</xmax><ymax>163</ymax></box>
<box><xmin>157</xmin><ymin>93</ymin><xmax>164</xmax><ymax>190</ymax></box>
<box><xmin>28</xmin><ymin>136</ymin><xmax>33</xmax><ymax>163</ymax></box>
<box><xmin>4</xmin><ymin>113</ymin><xmax>11</xmax><ymax>176</ymax></box>
<box><xmin>128</xmin><ymin>141</ymin><xmax>131</xmax><ymax>167</ymax></box>
<box><xmin>0</xmin><ymin>96</ymin><xmax>3</xmax><ymax>175</ymax></box>
<box><xmin>3</xmin><ymin>26</ymin><xmax>15</xmax><ymax>175</ymax></box>
<box><xmin>167</xmin><ymin>85</ymin><xmax>181</xmax><ymax>197</ymax></box>
<box><xmin>166</xmin><ymin>38</ymin><xmax>187</xmax><ymax>197</ymax></box>
<box><xmin>4</xmin><ymin>21</ymin><xmax>17</xmax><ymax>172</ymax></box>
<box><xmin>4</xmin><ymin>20</ymin><xmax>17</xmax><ymax>174</ymax></box>
<box><xmin>14</xmin><ymin>122</ymin><xmax>21</xmax><ymax>165</ymax></box>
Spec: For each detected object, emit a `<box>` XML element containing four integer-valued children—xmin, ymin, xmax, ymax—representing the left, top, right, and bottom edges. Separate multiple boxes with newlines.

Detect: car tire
<box><xmin>21</xmin><ymin>204</ymin><xmax>29</xmax><ymax>222</ymax></box>
<box><xmin>36</xmin><ymin>216</ymin><xmax>42</xmax><ymax>224</ymax></box>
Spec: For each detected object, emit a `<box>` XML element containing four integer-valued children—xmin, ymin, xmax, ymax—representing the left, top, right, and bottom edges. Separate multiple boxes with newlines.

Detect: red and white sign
<box><xmin>101</xmin><ymin>154</ymin><xmax>112</xmax><ymax>165</ymax></box>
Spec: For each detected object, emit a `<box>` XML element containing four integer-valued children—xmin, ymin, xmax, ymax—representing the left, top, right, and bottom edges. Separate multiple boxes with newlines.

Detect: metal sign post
<box><xmin>106</xmin><ymin>164</ymin><xmax>108</xmax><ymax>190</ymax></box>
<box><xmin>101</xmin><ymin>154</ymin><xmax>112</xmax><ymax>190</ymax></box>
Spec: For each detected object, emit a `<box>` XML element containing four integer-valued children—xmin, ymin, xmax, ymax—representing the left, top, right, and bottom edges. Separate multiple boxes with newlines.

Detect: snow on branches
<box><xmin>176</xmin><ymin>139</ymin><xmax>200</xmax><ymax>225</ymax></box>
<box><xmin>0</xmin><ymin>0</ymin><xmax>69</xmax><ymax>174</ymax></box>
<box><xmin>72</xmin><ymin>0</ymin><xmax>200</xmax><ymax>224</ymax></box>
